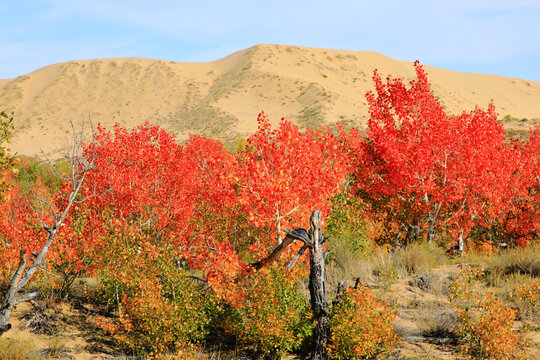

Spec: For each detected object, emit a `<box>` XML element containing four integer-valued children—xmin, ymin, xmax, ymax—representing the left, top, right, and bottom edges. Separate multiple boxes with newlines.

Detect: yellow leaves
<box><xmin>514</xmin><ymin>281</ymin><xmax>540</xmax><ymax>309</ymax></box>
<box><xmin>222</xmin><ymin>263</ymin><xmax>312</xmax><ymax>357</ymax></box>
<box><xmin>97</xmin><ymin>261</ymin><xmax>221</xmax><ymax>355</ymax></box>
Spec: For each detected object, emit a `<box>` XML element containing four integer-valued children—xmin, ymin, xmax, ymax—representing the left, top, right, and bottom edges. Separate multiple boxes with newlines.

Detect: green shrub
<box><xmin>222</xmin><ymin>264</ymin><xmax>313</xmax><ymax>359</ymax></box>
<box><xmin>98</xmin><ymin>256</ymin><xmax>222</xmax><ymax>355</ymax></box>
<box><xmin>326</xmin><ymin>190</ymin><xmax>369</xmax><ymax>256</ymax></box>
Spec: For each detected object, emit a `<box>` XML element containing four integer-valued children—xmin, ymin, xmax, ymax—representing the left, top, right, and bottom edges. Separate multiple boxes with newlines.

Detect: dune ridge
<box><xmin>1</xmin><ymin>44</ymin><xmax>539</xmax><ymax>157</ymax></box>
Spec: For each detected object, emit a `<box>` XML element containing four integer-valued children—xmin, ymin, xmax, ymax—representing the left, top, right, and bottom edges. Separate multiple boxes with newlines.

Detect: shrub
<box><xmin>410</xmin><ymin>272</ymin><xmax>449</xmax><ymax>296</ymax></box>
<box><xmin>417</xmin><ymin>310</ymin><xmax>458</xmax><ymax>340</ymax></box>
<box><xmin>457</xmin><ymin>293</ymin><xmax>527</xmax><ymax>360</ymax></box>
<box><xmin>514</xmin><ymin>280</ymin><xmax>540</xmax><ymax>309</ymax></box>
<box><xmin>326</xmin><ymin>190</ymin><xmax>369</xmax><ymax>256</ymax></box>
<box><xmin>448</xmin><ymin>267</ymin><xmax>485</xmax><ymax>305</ymax></box>
<box><xmin>98</xmin><ymin>257</ymin><xmax>222</xmax><ymax>355</ymax></box>
<box><xmin>327</xmin><ymin>286</ymin><xmax>399</xmax><ymax>360</ymax></box>
<box><xmin>222</xmin><ymin>264</ymin><xmax>313</xmax><ymax>359</ymax></box>
<box><xmin>513</xmin><ymin>280</ymin><xmax>540</xmax><ymax>321</ymax></box>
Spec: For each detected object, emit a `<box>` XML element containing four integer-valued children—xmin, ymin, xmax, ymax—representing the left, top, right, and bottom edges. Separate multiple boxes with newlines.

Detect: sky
<box><xmin>1</xmin><ymin>0</ymin><xmax>539</xmax><ymax>82</ymax></box>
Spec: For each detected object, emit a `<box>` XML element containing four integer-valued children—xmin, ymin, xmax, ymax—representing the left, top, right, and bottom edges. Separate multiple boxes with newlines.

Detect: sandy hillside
<box><xmin>1</xmin><ymin>44</ymin><xmax>540</xmax><ymax>157</ymax></box>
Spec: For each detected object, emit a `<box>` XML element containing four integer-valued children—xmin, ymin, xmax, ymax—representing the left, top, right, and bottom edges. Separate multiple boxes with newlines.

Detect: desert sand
<box><xmin>1</xmin><ymin>44</ymin><xmax>539</xmax><ymax>157</ymax></box>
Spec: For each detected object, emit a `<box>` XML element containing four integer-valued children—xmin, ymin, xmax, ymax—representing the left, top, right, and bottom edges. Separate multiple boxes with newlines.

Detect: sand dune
<box><xmin>1</xmin><ymin>44</ymin><xmax>539</xmax><ymax>157</ymax></box>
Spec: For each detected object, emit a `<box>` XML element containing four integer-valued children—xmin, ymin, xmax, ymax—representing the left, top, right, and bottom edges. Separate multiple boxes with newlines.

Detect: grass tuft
<box><xmin>0</xmin><ymin>338</ymin><xmax>41</xmax><ymax>360</ymax></box>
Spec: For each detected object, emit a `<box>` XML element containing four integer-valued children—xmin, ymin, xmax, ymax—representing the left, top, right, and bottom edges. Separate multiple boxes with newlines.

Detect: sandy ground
<box><xmin>5</xmin><ymin>300</ymin><xmax>118</xmax><ymax>359</ymax></box>
<box><xmin>1</xmin><ymin>44</ymin><xmax>539</xmax><ymax>158</ymax></box>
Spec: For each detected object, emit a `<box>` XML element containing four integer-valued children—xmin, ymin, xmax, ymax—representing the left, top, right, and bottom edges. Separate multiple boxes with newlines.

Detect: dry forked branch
<box><xmin>0</xmin><ymin>121</ymin><xmax>97</xmax><ymax>336</ymax></box>
<box><xmin>251</xmin><ymin>211</ymin><xmax>330</xmax><ymax>360</ymax></box>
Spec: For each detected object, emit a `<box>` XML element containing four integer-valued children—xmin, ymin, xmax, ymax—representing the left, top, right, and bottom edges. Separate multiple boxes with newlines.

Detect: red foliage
<box><xmin>342</xmin><ymin>62</ymin><xmax>537</xmax><ymax>249</ymax></box>
<box><xmin>237</xmin><ymin>112</ymin><xmax>347</xmax><ymax>246</ymax></box>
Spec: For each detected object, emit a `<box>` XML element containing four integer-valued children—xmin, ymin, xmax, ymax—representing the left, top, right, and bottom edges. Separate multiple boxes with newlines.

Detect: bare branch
<box><xmin>283</xmin><ymin>227</ymin><xmax>311</xmax><ymax>244</ymax></box>
<box><xmin>1</xmin><ymin>119</ymin><xmax>98</xmax><ymax>334</ymax></box>
<box><xmin>286</xmin><ymin>244</ymin><xmax>309</xmax><ymax>270</ymax></box>
<box><xmin>13</xmin><ymin>292</ymin><xmax>39</xmax><ymax>305</ymax></box>
<box><xmin>251</xmin><ymin>233</ymin><xmax>295</xmax><ymax>270</ymax></box>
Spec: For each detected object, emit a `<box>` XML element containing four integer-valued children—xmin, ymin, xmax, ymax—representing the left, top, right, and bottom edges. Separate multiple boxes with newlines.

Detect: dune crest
<box><xmin>1</xmin><ymin>44</ymin><xmax>539</xmax><ymax>157</ymax></box>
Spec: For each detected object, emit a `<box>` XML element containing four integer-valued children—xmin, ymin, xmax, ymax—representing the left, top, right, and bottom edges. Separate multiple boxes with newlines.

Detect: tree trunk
<box><xmin>427</xmin><ymin>203</ymin><xmax>441</xmax><ymax>244</ymax></box>
<box><xmin>263</xmin><ymin>210</ymin><xmax>330</xmax><ymax>360</ymax></box>
<box><xmin>0</xmin><ymin>250</ymin><xmax>40</xmax><ymax>334</ymax></box>
<box><xmin>393</xmin><ymin>226</ymin><xmax>403</xmax><ymax>250</ymax></box>
<box><xmin>458</xmin><ymin>229</ymin><xmax>464</xmax><ymax>255</ymax></box>
<box><xmin>1</xmin><ymin>124</ymin><xmax>95</xmax><ymax>336</ymax></box>
<box><xmin>308</xmin><ymin>210</ymin><xmax>329</xmax><ymax>360</ymax></box>
<box><xmin>427</xmin><ymin>220</ymin><xmax>436</xmax><ymax>244</ymax></box>
<box><xmin>413</xmin><ymin>221</ymin><xmax>419</xmax><ymax>242</ymax></box>
<box><xmin>0</xmin><ymin>228</ymin><xmax>57</xmax><ymax>335</ymax></box>
<box><xmin>405</xmin><ymin>224</ymin><xmax>415</xmax><ymax>246</ymax></box>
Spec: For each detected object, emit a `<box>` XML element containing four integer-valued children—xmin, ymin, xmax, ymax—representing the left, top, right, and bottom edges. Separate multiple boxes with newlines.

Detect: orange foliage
<box><xmin>457</xmin><ymin>293</ymin><xmax>527</xmax><ymax>360</ymax></box>
<box><xmin>327</xmin><ymin>286</ymin><xmax>399</xmax><ymax>359</ymax></box>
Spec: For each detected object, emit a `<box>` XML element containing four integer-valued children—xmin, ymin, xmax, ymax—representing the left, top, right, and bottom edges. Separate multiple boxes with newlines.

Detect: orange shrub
<box><xmin>457</xmin><ymin>293</ymin><xmax>527</xmax><ymax>360</ymax></box>
<box><xmin>448</xmin><ymin>267</ymin><xmax>485</xmax><ymax>305</ymax></box>
<box><xmin>514</xmin><ymin>280</ymin><xmax>540</xmax><ymax>310</ymax></box>
<box><xmin>513</xmin><ymin>280</ymin><xmax>540</xmax><ymax>322</ymax></box>
<box><xmin>327</xmin><ymin>286</ymin><xmax>398</xmax><ymax>360</ymax></box>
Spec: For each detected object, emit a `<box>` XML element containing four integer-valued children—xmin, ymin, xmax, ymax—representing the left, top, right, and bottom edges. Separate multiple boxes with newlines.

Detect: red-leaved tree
<box><xmin>342</xmin><ymin>62</ymin><xmax>530</xmax><ymax>253</ymax></box>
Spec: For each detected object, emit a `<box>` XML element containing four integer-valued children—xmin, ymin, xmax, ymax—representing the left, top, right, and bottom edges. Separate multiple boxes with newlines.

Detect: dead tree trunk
<box><xmin>307</xmin><ymin>211</ymin><xmax>329</xmax><ymax>360</ymax></box>
<box><xmin>249</xmin><ymin>210</ymin><xmax>329</xmax><ymax>359</ymax></box>
<box><xmin>284</xmin><ymin>210</ymin><xmax>329</xmax><ymax>360</ymax></box>
<box><xmin>0</xmin><ymin>124</ymin><xmax>96</xmax><ymax>336</ymax></box>
<box><xmin>1</xmin><ymin>234</ymin><xmax>56</xmax><ymax>334</ymax></box>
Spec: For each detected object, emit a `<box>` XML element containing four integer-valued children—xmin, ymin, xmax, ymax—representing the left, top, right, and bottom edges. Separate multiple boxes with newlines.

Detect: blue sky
<box><xmin>1</xmin><ymin>0</ymin><xmax>539</xmax><ymax>81</ymax></box>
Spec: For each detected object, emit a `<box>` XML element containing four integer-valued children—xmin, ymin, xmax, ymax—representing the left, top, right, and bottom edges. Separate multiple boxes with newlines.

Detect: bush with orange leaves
<box><xmin>512</xmin><ymin>280</ymin><xmax>540</xmax><ymax>324</ymax></box>
<box><xmin>449</xmin><ymin>268</ymin><xmax>528</xmax><ymax>359</ymax></box>
<box><xmin>327</xmin><ymin>286</ymin><xmax>398</xmax><ymax>360</ymax></box>
<box><xmin>97</xmin><ymin>251</ymin><xmax>222</xmax><ymax>355</ymax></box>
<box><xmin>222</xmin><ymin>263</ymin><xmax>313</xmax><ymax>359</ymax></box>
<box><xmin>514</xmin><ymin>280</ymin><xmax>540</xmax><ymax>311</ymax></box>
<box><xmin>457</xmin><ymin>293</ymin><xmax>527</xmax><ymax>360</ymax></box>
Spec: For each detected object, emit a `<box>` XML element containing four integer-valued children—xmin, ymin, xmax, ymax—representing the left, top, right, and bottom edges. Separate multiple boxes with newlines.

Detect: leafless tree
<box><xmin>0</xmin><ymin>123</ymin><xmax>97</xmax><ymax>335</ymax></box>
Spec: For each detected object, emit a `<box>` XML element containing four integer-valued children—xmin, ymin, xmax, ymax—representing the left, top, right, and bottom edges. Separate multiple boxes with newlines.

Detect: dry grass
<box><xmin>326</xmin><ymin>236</ymin><xmax>374</xmax><ymax>298</ymax></box>
<box><xmin>415</xmin><ymin>308</ymin><xmax>458</xmax><ymax>341</ymax></box>
<box><xmin>409</xmin><ymin>272</ymin><xmax>451</xmax><ymax>297</ymax></box>
<box><xmin>488</xmin><ymin>246</ymin><xmax>540</xmax><ymax>278</ymax></box>
<box><xmin>45</xmin><ymin>334</ymin><xmax>67</xmax><ymax>358</ymax></box>
<box><xmin>0</xmin><ymin>338</ymin><xmax>43</xmax><ymax>360</ymax></box>
<box><xmin>393</xmin><ymin>242</ymin><xmax>447</xmax><ymax>276</ymax></box>
<box><xmin>327</xmin><ymin>241</ymin><xmax>447</xmax><ymax>294</ymax></box>
<box><xmin>457</xmin><ymin>245</ymin><xmax>540</xmax><ymax>280</ymax></box>
<box><xmin>371</xmin><ymin>252</ymin><xmax>400</xmax><ymax>289</ymax></box>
